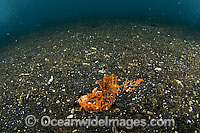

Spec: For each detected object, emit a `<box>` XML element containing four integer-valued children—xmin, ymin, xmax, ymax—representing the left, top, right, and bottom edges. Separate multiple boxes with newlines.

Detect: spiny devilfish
<box><xmin>78</xmin><ymin>74</ymin><xmax>144</xmax><ymax>112</ymax></box>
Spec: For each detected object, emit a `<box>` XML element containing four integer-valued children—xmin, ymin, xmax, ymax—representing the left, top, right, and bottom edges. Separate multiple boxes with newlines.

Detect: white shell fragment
<box><xmin>20</xmin><ymin>73</ymin><xmax>30</xmax><ymax>76</ymax></box>
<box><xmin>67</xmin><ymin>114</ymin><xmax>73</xmax><ymax>119</ymax></box>
<box><xmin>176</xmin><ymin>79</ymin><xmax>184</xmax><ymax>87</ymax></box>
<box><xmin>154</xmin><ymin>67</ymin><xmax>162</xmax><ymax>71</ymax></box>
<box><xmin>48</xmin><ymin>76</ymin><xmax>54</xmax><ymax>85</ymax></box>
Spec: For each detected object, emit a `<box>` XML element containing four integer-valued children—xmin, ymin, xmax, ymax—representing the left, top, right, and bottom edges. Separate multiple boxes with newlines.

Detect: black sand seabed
<box><xmin>0</xmin><ymin>19</ymin><xmax>199</xmax><ymax>132</ymax></box>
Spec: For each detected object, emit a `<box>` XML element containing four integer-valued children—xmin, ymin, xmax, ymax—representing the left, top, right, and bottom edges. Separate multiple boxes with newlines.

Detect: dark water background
<box><xmin>0</xmin><ymin>0</ymin><xmax>200</xmax><ymax>47</ymax></box>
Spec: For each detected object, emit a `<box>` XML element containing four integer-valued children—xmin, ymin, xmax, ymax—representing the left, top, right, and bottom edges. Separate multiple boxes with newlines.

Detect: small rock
<box><xmin>82</xmin><ymin>63</ymin><xmax>90</xmax><ymax>66</ymax></box>
<box><xmin>71</xmin><ymin>108</ymin><xmax>75</xmax><ymax>114</ymax></box>
<box><xmin>147</xmin><ymin>111</ymin><xmax>154</xmax><ymax>115</ymax></box>
<box><xmin>176</xmin><ymin>79</ymin><xmax>184</xmax><ymax>87</ymax></box>
<box><xmin>72</xmin><ymin>129</ymin><xmax>78</xmax><ymax>133</ymax></box>
<box><xmin>48</xmin><ymin>76</ymin><xmax>54</xmax><ymax>85</ymax></box>
<box><xmin>20</xmin><ymin>73</ymin><xmax>30</xmax><ymax>76</ymax></box>
<box><xmin>189</xmin><ymin>107</ymin><xmax>193</xmax><ymax>112</ymax></box>
<box><xmin>187</xmin><ymin>119</ymin><xmax>191</xmax><ymax>124</ymax></box>
<box><xmin>67</xmin><ymin>114</ymin><xmax>73</xmax><ymax>118</ymax></box>
<box><xmin>67</xmin><ymin>99</ymin><xmax>70</xmax><ymax>102</ymax></box>
<box><xmin>90</xmin><ymin>47</ymin><xmax>96</xmax><ymax>50</ymax></box>
<box><xmin>98</xmin><ymin>69</ymin><xmax>106</xmax><ymax>74</ymax></box>
<box><xmin>113</xmin><ymin>108</ymin><xmax>120</xmax><ymax>113</ymax></box>
<box><xmin>154</xmin><ymin>67</ymin><xmax>162</xmax><ymax>71</ymax></box>
<box><xmin>45</xmin><ymin>58</ymin><xmax>49</xmax><ymax>62</ymax></box>
<box><xmin>56</xmin><ymin>100</ymin><xmax>60</xmax><ymax>104</ymax></box>
<box><xmin>188</xmin><ymin>101</ymin><xmax>193</xmax><ymax>106</ymax></box>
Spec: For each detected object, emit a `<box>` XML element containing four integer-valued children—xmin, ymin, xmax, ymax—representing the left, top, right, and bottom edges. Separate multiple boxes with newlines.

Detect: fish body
<box><xmin>78</xmin><ymin>74</ymin><xmax>144</xmax><ymax>112</ymax></box>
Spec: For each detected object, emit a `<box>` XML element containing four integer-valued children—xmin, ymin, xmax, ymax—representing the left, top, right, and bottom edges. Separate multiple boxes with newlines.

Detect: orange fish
<box><xmin>78</xmin><ymin>74</ymin><xmax>144</xmax><ymax>112</ymax></box>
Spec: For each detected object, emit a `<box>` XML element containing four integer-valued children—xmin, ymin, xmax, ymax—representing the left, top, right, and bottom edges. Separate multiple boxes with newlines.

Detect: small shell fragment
<box><xmin>67</xmin><ymin>114</ymin><xmax>73</xmax><ymax>118</ymax></box>
<box><xmin>176</xmin><ymin>79</ymin><xmax>184</xmax><ymax>87</ymax></box>
<box><xmin>154</xmin><ymin>67</ymin><xmax>162</xmax><ymax>71</ymax></box>
<box><xmin>48</xmin><ymin>76</ymin><xmax>54</xmax><ymax>85</ymax></box>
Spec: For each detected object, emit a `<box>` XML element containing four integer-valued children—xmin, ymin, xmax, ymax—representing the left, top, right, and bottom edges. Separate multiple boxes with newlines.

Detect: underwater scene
<box><xmin>0</xmin><ymin>0</ymin><xmax>200</xmax><ymax>132</ymax></box>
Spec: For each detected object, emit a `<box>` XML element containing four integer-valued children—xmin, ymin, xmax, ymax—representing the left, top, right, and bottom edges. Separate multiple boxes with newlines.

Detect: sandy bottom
<box><xmin>0</xmin><ymin>19</ymin><xmax>199</xmax><ymax>132</ymax></box>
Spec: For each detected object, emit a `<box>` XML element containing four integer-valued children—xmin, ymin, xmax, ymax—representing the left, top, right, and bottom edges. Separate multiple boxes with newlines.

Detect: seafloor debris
<box><xmin>78</xmin><ymin>74</ymin><xmax>144</xmax><ymax>112</ymax></box>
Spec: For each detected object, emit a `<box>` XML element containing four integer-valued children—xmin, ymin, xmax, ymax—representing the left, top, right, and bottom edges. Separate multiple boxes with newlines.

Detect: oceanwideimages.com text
<box><xmin>25</xmin><ymin>115</ymin><xmax>175</xmax><ymax>129</ymax></box>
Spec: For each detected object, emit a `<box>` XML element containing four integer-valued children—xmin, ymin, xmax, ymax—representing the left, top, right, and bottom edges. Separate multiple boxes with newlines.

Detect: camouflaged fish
<box><xmin>78</xmin><ymin>74</ymin><xmax>144</xmax><ymax>112</ymax></box>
